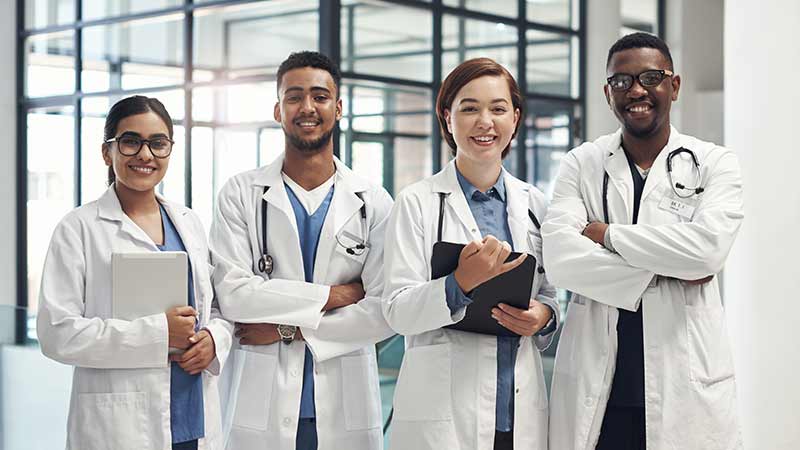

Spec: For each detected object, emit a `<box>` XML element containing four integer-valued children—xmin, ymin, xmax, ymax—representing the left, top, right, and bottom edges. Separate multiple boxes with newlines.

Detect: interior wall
<box><xmin>724</xmin><ymin>1</ymin><xmax>800</xmax><ymax>449</ymax></box>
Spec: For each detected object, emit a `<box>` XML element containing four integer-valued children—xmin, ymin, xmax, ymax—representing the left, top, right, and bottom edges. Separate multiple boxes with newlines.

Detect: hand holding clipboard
<box><xmin>432</xmin><ymin>236</ymin><xmax>537</xmax><ymax>337</ymax></box>
<box><xmin>451</xmin><ymin>236</ymin><xmax>528</xmax><ymax>293</ymax></box>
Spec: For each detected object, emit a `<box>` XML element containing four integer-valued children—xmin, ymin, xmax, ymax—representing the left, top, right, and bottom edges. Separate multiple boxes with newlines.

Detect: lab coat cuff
<box><xmin>202</xmin><ymin>321</ymin><xmax>232</xmax><ymax>376</ymax></box>
<box><xmin>301</xmin><ymin>328</ymin><xmax>356</xmax><ymax>363</ymax></box>
<box><xmin>604</xmin><ymin>225</ymin><xmax>617</xmax><ymax>253</ymax></box>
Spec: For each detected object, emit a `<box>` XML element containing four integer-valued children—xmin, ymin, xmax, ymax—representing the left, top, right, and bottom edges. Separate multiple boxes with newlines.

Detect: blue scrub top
<box><xmin>157</xmin><ymin>204</ymin><xmax>205</xmax><ymax>444</ymax></box>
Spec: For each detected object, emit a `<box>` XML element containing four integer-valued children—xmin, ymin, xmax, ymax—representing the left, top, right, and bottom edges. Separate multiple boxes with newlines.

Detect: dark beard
<box><xmin>624</xmin><ymin>116</ymin><xmax>660</xmax><ymax>139</ymax></box>
<box><xmin>283</xmin><ymin>126</ymin><xmax>334</xmax><ymax>154</ymax></box>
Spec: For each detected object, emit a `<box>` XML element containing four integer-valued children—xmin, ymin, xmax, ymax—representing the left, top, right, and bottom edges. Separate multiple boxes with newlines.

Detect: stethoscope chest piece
<box><xmin>259</xmin><ymin>254</ymin><xmax>274</xmax><ymax>275</ymax></box>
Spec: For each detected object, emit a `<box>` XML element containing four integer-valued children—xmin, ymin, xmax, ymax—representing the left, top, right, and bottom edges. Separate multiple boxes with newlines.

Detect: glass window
<box><xmin>527</xmin><ymin>0</ymin><xmax>579</xmax><ymax>30</ymax></box>
<box><xmin>525</xmin><ymin>99</ymin><xmax>579</xmax><ymax>196</ymax></box>
<box><xmin>341</xmin><ymin>2</ymin><xmax>432</xmax><ymax>82</ymax></box>
<box><xmin>341</xmin><ymin>80</ymin><xmax>431</xmax><ymax>195</ymax></box>
<box><xmin>443</xmin><ymin>0</ymin><xmax>517</xmax><ymax>18</ymax></box>
<box><xmin>621</xmin><ymin>0</ymin><xmax>658</xmax><ymax>35</ymax></box>
<box><xmin>442</xmin><ymin>16</ymin><xmax>518</xmax><ymax>79</ymax></box>
<box><xmin>24</xmin><ymin>0</ymin><xmax>74</xmax><ymax>29</ymax></box>
<box><xmin>82</xmin><ymin>0</ymin><xmax>181</xmax><ymax>21</ymax></box>
<box><xmin>194</xmin><ymin>1</ymin><xmax>318</xmax><ymax>82</ymax></box>
<box><xmin>526</xmin><ymin>29</ymin><xmax>579</xmax><ymax>98</ymax></box>
<box><xmin>82</xmin><ymin>17</ymin><xmax>184</xmax><ymax>94</ymax></box>
<box><xmin>25</xmin><ymin>31</ymin><xmax>75</xmax><ymax>98</ymax></box>
<box><xmin>27</xmin><ymin>105</ymin><xmax>75</xmax><ymax>323</ymax></box>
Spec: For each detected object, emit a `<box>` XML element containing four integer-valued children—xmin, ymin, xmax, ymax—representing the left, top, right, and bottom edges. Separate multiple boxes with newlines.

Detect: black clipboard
<box><xmin>431</xmin><ymin>241</ymin><xmax>536</xmax><ymax>337</ymax></box>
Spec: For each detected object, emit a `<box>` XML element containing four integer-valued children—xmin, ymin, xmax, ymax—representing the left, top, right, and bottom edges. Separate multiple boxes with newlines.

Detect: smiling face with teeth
<box><xmin>444</xmin><ymin>75</ymin><xmax>520</xmax><ymax>168</ymax></box>
<box><xmin>604</xmin><ymin>47</ymin><xmax>681</xmax><ymax>141</ymax></box>
<box><xmin>275</xmin><ymin>67</ymin><xmax>342</xmax><ymax>155</ymax></box>
<box><xmin>102</xmin><ymin>111</ymin><xmax>171</xmax><ymax>195</ymax></box>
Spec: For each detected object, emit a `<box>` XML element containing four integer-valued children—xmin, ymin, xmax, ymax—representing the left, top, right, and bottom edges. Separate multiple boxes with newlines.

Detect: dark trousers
<box><xmin>494</xmin><ymin>429</ymin><xmax>514</xmax><ymax>450</ymax></box>
<box><xmin>172</xmin><ymin>440</ymin><xmax>198</xmax><ymax>450</ymax></box>
<box><xmin>595</xmin><ymin>406</ymin><xmax>646</xmax><ymax>450</ymax></box>
<box><xmin>296</xmin><ymin>418</ymin><xmax>318</xmax><ymax>450</ymax></box>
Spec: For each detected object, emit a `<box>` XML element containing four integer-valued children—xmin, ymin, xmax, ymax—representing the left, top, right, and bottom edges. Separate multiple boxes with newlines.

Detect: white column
<box><xmin>585</xmin><ymin>0</ymin><xmax>622</xmax><ymax>140</ymax></box>
<box><xmin>724</xmin><ymin>1</ymin><xmax>800</xmax><ymax>449</ymax></box>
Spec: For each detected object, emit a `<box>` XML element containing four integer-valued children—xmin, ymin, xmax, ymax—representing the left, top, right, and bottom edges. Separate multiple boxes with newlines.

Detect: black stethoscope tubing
<box><xmin>436</xmin><ymin>192</ymin><xmax>545</xmax><ymax>274</ymax></box>
<box><xmin>601</xmin><ymin>146</ymin><xmax>704</xmax><ymax>221</ymax></box>
<box><xmin>257</xmin><ymin>186</ymin><xmax>367</xmax><ymax>275</ymax></box>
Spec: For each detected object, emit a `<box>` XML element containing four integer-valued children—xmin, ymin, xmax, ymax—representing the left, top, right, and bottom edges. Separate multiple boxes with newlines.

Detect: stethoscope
<box><xmin>257</xmin><ymin>186</ymin><xmax>368</xmax><ymax>275</ymax></box>
<box><xmin>602</xmin><ymin>146</ymin><xmax>704</xmax><ymax>222</ymax></box>
<box><xmin>435</xmin><ymin>192</ymin><xmax>545</xmax><ymax>274</ymax></box>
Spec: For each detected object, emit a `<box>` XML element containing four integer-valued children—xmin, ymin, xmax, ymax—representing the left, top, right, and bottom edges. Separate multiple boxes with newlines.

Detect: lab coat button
<box><xmin>283</xmin><ymin>417</ymin><xmax>291</xmax><ymax>426</ymax></box>
<box><xmin>584</xmin><ymin>396</ymin><xmax>594</xmax><ymax>407</ymax></box>
<box><xmin>515</xmin><ymin>388</ymin><xmax>520</xmax><ymax>394</ymax></box>
<box><xmin>291</xmin><ymin>369</ymin><xmax>299</xmax><ymax>377</ymax></box>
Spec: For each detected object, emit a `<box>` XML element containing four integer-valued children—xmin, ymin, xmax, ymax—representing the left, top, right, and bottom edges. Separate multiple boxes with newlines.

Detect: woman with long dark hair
<box><xmin>37</xmin><ymin>95</ymin><xmax>232</xmax><ymax>450</ymax></box>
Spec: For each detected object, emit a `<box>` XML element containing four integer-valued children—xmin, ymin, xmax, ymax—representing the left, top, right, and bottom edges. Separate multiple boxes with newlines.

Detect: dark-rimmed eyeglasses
<box><xmin>606</xmin><ymin>69</ymin><xmax>674</xmax><ymax>92</ymax></box>
<box><xmin>105</xmin><ymin>134</ymin><xmax>174</xmax><ymax>158</ymax></box>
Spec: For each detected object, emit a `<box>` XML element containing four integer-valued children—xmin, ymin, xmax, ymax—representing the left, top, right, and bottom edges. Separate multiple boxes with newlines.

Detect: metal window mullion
<box><xmin>578</xmin><ymin>0</ymin><xmax>587</xmax><ymax>144</ymax></box>
<box><xmin>431</xmin><ymin>0</ymin><xmax>442</xmax><ymax>173</ymax></box>
<box><xmin>319</xmin><ymin>0</ymin><xmax>341</xmax><ymax>158</ymax></box>
<box><xmin>74</xmin><ymin>0</ymin><xmax>82</xmax><ymax>207</ymax></box>
<box><xmin>517</xmin><ymin>0</ymin><xmax>528</xmax><ymax>182</ymax></box>
<box><xmin>184</xmin><ymin>0</ymin><xmax>194</xmax><ymax>207</ymax></box>
<box><xmin>16</xmin><ymin>0</ymin><xmax>28</xmax><ymax>344</ymax></box>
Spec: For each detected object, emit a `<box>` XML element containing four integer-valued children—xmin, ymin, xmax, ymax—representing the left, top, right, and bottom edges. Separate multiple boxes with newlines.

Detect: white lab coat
<box><xmin>382</xmin><ymin>161</ymin><xmax>559</xmax><ymax>450</ymax></box>
<box><xmin>542</xmin><ymin>127</ymin><xmax>744</xmax><ymax>450</ymax></box>
<box><xmin>209</xmin><ymin>155</ymin><xmax>395</xmax><ymax>450</ymax></box>
<box><xmin>37</xmin><ymin>185</ymin><xmax>234</xmax><ymax>450</ymax></box>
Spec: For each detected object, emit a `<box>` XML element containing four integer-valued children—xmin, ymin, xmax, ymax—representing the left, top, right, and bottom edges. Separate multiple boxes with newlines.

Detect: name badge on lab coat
<box><xmin>658</xmin><ymin>194</ymin><xmax>697</xmax><ymax>219</ymax></box>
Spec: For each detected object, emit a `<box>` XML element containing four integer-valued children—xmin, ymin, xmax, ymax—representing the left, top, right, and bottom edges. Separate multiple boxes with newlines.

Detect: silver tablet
<box><xmin>112</xmin><ymin>251</ymin><xmax>188</xmax><ymax>321</ymax></box>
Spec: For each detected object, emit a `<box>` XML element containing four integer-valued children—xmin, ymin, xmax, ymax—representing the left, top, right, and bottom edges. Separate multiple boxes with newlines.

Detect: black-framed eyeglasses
<box><xmin>606</xmin><ymin>69</ymin><xmax>674</xmax><ymax>92</ymax></box>
<box><xmin>105</xmin><ymin>134</ymin><xmax>175</xmax><ymax>158</ymax></box>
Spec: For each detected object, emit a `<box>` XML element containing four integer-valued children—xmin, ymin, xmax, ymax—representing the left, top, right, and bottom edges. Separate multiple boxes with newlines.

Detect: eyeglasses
<box><xmin>105</xmin><ymin>134</ymin><xmax>174</xmax><ymax>158</ymax></box>
<box><xmin>606</xmin><ymin>69</ymin><xmax>674</xmax><ymax>92</ymax></box>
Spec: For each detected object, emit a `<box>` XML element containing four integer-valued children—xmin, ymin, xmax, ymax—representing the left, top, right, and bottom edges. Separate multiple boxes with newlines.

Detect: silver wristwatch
<box><xmin>277</xmin><ymin>324</ymin><xmax>297</xmax><ymax>344</ymax></box>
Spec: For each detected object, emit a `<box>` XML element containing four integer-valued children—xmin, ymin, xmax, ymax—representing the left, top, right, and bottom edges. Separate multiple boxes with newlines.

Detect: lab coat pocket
<box><xmin>686</xmin><ymin>306</ymin><xmax>735</xmax><ymax>385</ymax></box>
<box><xmin>231</xmin><ymin>349</ymin><xmax>277</xmax><ymax>431</ymax></box>
<box><xmin>70</xmin><ymin>392</ymin><xmax>150</xmax><ymax>450</ymax></box>
<box><xmin>553</xmin><ymin>298</ymin><xmax>587</xmax><ymax>376</ymax></box>
<box><xmin>333</xmin><ymin>232</ymin><xmax>370</xmax><ymax>266</ymax></box>
<box><xmin>393</xmin><ymin>343</ymin><xmax>452</xmax><ymax>421</ymax></box>
<box><xmin>341</xmin><ymin>354</ymin><xmax>382</xmax><ymax>430</ymax></box>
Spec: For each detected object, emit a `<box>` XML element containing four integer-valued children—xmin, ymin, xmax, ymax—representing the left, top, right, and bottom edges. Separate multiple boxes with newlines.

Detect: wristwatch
<box><xmin>277</xmin><ymin>324</ymin><xmax>297</xmax><ymax>344</ymax></box>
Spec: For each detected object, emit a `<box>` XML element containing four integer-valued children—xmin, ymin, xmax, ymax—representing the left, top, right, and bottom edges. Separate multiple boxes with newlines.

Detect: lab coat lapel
<box><xmin>96</xmin><ymin>185</ymin><xmax>158</xmax><ymax>249</ymax></box>
<box><xmin>315</xmin><ymin>157</ymin><xmax>369</xmax><ymax>282</ymax></box>
<box><xmin>256</xmin><ymin>156</ymin><xmax>305</xmax><ymax>280</ymax></box>
<box><xmin>503</xmin><ymin>173</ymin><xmax>531</xmax><ymax>253</ymax></box>
<box><xmin>432</xmin><ymin>161</ymin><xmax>481</xmax><ymax>241</ymax></box>
<box><xmin>159</xmin><ymin>198</ymin><xmax>206</xmax><ymax>316</ymax></box>
<box><xmin>602</xmin><ymin>132</ymin><xmax>634</xmax><ymax>225</ymax></box>
<box><xmin>640</xmin><ymin>126</ymin><xmax>682</xmax><ymax>203</ymax></box>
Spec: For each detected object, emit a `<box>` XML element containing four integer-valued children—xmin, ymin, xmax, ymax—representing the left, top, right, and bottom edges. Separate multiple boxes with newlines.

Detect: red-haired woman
<box><xmin>382</xmin><ymin>58</ymin><xmax>559</xmax><ymax>450</ymax></box>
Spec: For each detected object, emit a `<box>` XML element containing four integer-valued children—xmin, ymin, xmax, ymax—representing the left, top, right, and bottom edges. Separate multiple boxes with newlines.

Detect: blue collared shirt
<box><xmin>443</xmin><ymin>167</ymin><xmax>518</xmax><ymax>432</ymax></box>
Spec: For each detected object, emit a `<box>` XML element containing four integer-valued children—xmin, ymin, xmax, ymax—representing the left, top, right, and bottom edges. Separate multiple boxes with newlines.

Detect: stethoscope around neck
<box><xmin>257</xmin><ymin>186</ymin><xmax>368</xmax><ymax>275</ymax></box>
<box><xmin>601</xmin><ymin>146</ymin><xmax>705</xmax><ymax>222</ymax></box>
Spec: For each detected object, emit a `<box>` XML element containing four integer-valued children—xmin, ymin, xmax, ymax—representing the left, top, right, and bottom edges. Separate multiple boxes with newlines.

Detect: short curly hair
<box><xmin>607</xmin><ymin>32</ymin><xmax>674</xmax><ymax>70</ymax></box>
<box><xmin>276</xmin><ymin>51</ymin><xmax>341</xmax><ymax>98</ymax></box>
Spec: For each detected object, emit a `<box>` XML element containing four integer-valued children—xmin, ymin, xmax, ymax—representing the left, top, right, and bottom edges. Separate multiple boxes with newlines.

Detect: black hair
<box><xmin>606</xmin><ymin>32</ymin><xmax>674</xmax><ymax>70</ymax></box>
<box><xmin>276</xmin><ymin>51</ymin><xmax>341</xmax><ymax>98</ymax></box>
<box><xmin>103</xmin><ymin>95</ymin><xmax>173</xmax><ymax>185</ymax></box>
